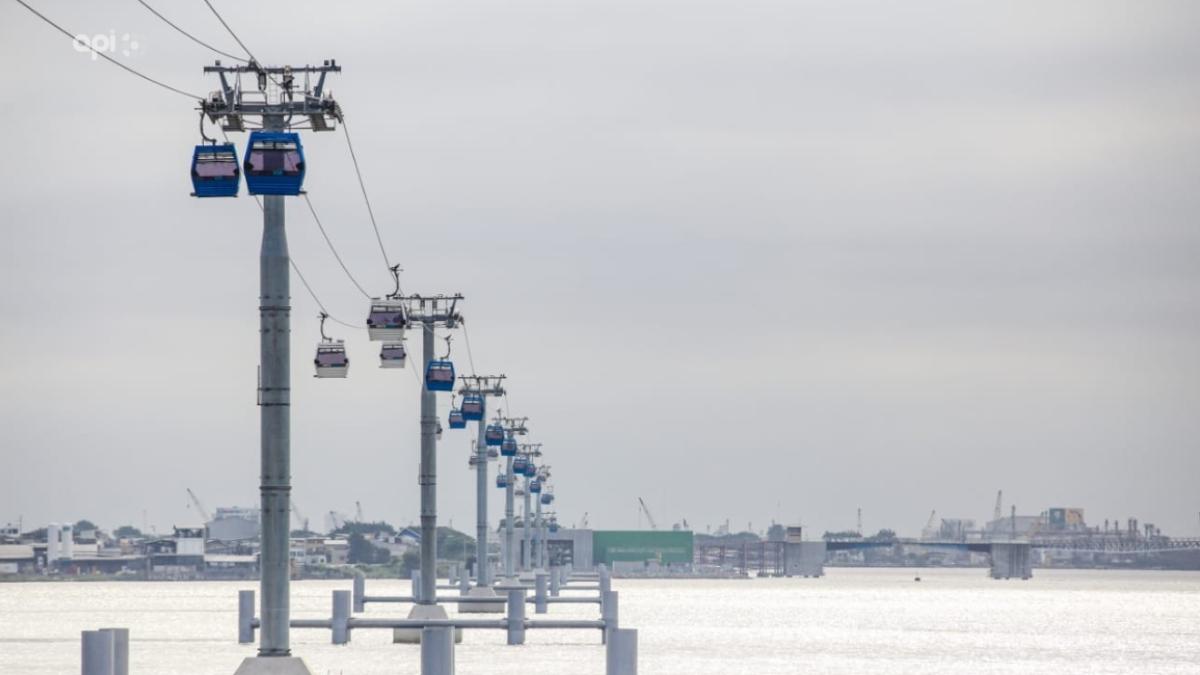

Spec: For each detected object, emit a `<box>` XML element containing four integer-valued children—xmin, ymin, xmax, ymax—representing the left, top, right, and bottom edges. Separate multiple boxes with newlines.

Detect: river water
<box><xmin>1</xmin><ymin>568</ymin><xmax>1197</xmax><ymax>674</ymax></box>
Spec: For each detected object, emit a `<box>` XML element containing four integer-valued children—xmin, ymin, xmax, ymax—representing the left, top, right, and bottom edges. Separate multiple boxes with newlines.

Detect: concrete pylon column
<box><xmin>81</xmin><ymin>630</ymin><xmax>114</xmax><ymax>675</ymax></box>
<box><xmin>421</xmin><ymin>626</ymin><xmax>455</xmax><ymax>675</ymax></box>
<box><xmin>98</xmin><ymin>628</ymin><xmax>128</xmax><ymax>675</ymax></box>
<box><xmin>503</xmin><ymin>457</ymin><xmax>516</xmax><ymax>582</ymax></box>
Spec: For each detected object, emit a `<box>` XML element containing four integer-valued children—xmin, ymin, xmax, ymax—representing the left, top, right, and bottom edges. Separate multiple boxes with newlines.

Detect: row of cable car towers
<box><xmin>190</xmin><ymin>58</ymin><xmax>559</xmax><ymax>663</ymax></box>
<box><xmin>314</xmin><ymin>283</ymin><xmax>559</xmax><ymax>571</ymax></box>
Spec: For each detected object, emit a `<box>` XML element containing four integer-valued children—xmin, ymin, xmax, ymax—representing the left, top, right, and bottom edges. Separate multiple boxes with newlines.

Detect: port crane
<box><xmin>290</xmin><ymin>499</ymin><xmax>310</xmax><ymax>533</ymax></box>
<box><xmin>921</xmin><ymin>510</ymin><xmax>939</xmax><ymax>540</ymax></box>
<box><xmin>186</xmin><ymin>488</ymin><xmax>211</xmax><ymax>523</ymax></box>
<box><xmin>637</xmin><ymin>497</ymin><xmax>659</xmax><ymax>530</ymax></box>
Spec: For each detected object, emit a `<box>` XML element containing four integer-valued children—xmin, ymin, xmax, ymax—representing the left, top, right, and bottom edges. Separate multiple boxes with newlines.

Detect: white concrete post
<box><xmin>238</xmin><ymin>590</ymin><xmax>255</xmax><ymax>644</ymax></box>
<box><xmin>332</xmin><ymin>590</ymin><xmax>351</xmax><ymax>645</ymax></box>
<box><xmin>601</xmin><ymin>590</ymin><xmax>619</xmax><ymax>645</ymax></box>
<box><xmin>411</xmin><ymin>569</ymin><xmax>423</xmax><ymax>603</ymax></box>
<box><xmin>605</xmin><ymin>628</ymin><xmax>638</xmax><ymax>675</ymax></box>
<box><xmin>420</xmin><ymin>626</ymin><xmax>455</xmax><ymax>675</ymax></box>
<box><xmin>99</xmin><ymin>628</ymin><xmax>128</xmax><ymax>675</ymax></box>
<box><xmin>81</xmin><ymin>630</ymin><xmax>114</xmax><ymax>675</ymax></box>
<box><xmin>352</xmin><ymin>573</ymin><xmax>365</xmax><ymax>613</ymax></box>
<box><xmin>549</xmin><ymin>566</ymin><xmax>561</xmax><ymax>597</ymax></box>
<box><xmin>534</xmin><ymin>571</ymin><xmax>548</xmax><ymax>614</ymax></box>
<box><xmin>506</xmin><ymin>588</ymin><xmax>526</xmax><ymax>645</ymax></box>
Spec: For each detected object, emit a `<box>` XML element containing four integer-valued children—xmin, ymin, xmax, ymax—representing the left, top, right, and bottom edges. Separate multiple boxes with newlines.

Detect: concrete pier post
<box><xmin>459</xmin><ymin>569</ymin><xmax>470</xmax><ymax>594</ymax></box>
<box><xmin>352</xmin><ymin>574</ymin><xmax>365</xmax><ymax>613</ymax></box>
<box><xmin>549</xmin><ymin>566</ymin><xmax>560</xmax><ymax>597</ymax></box>
<box><xmin>599</xmin><ymin>565</ymin><xmax>612</xmax><ymax>595</ymax></box>
<box><xmin>601</xmin><ymin>590</ymin><xmax>619</xmax><ymax>645</ymax></box>
<box><xmin>421</xmin><ymin>626</ymin><xmax>455</xmax><ymax>675</ymax></box>
<box><xmin>238</xmin><ymin>590</ymin><xmax>256</xmax><ymax>644</ymax></box>
<box><xmin>605</xmin><ymin>628</ymin><xmax>638</xmax><ymax>675</ymax></box>
<box><xmin>534</xmin><ymin>571</ymin><xmax>548</xmax><ymax>614</ymax></box>
<box><xmin>411</xmin><ymin>569</ymin><xmax>423</xmax><ymax>603</ymax></box>
<box><xmin>99</xmin><ymin>628</ymin><xmax>129</xmax><ymax>675</ymax></box>
<box><xmin>81</xmin><ymin>630</ymin><xmax>115</xmax><ymax>675</ymax></box>
<box><xmin>331</xmin><ymin>591</ymin><xmax>351</xmax><ymax>645</ymax></box>
<box><xmin>506</xmin><ymin>588</ymin><xmax>526</xmax><ymax>645</ymax></box>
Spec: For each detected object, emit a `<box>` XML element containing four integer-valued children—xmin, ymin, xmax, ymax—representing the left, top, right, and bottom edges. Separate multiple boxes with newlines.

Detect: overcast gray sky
<box><xmin>2</xmin><ymin>0</ymin><xmax>1198</xmax><ymax>538</ymax></box>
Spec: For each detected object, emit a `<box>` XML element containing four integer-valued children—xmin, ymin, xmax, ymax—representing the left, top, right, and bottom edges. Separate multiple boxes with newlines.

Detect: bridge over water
<box><xmin>693</xmin><ymin>537</ymin><xmax>1200</xmax><ymax>580</ymax></box>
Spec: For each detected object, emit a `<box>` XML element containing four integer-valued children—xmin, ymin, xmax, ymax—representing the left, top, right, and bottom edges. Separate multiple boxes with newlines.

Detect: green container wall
<box><xmin>592</xmin><ymin>530</ymin><xmax>694</xmax><ymax>565</ymax></box>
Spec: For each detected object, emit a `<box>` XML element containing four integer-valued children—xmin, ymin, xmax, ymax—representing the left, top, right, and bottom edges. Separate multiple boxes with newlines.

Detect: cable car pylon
<box><xmin>196</xmin><ymin>58</ymin><xmax>342</xmax><ymax>672</ymax></box>
<box><xmin>455</xmin><ymin>375</ymin><xmax>508</xmax><ymax>607</ymax></box>
<box><xmin>387</xmin><ymin>293</ymin><xmax>464</xmax><ymax>643</ymax></box>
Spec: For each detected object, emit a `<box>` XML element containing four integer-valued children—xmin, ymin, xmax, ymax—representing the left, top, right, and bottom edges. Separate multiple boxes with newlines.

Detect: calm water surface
<box><xmin>1</xmin><ymin>568</ymin><xmax>1198</xmax><ymax>674</ymax></box>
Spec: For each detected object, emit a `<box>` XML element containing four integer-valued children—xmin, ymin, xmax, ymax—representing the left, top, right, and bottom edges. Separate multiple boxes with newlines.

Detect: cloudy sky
<box><xmin>2</xmin><ymin>0</ymin><xmax>1198</xmax><ymax>538</ymax></box>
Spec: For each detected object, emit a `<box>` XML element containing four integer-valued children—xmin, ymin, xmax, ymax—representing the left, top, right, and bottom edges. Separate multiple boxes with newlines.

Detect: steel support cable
<box><xmin>198</xmin><ymin>0</ymin><xmax>289</xmax><ymax>94</ymax></box>
<box><xmin>302</xmin><ymin>194</ymin><xmax>374</xmax><ymax>300</ymax></box>
<box><xmin>341</xmin><ymin>119</ymin><xmax>398</xmax><ymax>284</ymax></box>
<box><xmin>13</xmin><ymin>0</ymin><xmax>203</xmax><ymax>99</ymax></box>
<box><xmin>461</xmin><ymin>319</ymin><xmax>479</xmax><ymax>377</ymax></box>
<box><xmin>199</xmin><ymin>0</ymin><xmax>258</xmax><ymax>63</ymax></box>
<box><xmin>134</xmin><ymin>0</ymin><xmax>247</xmax><ymax>62</ymax></box>
<box><xmin>237</xmin><ymin>183</ymin><xmax>363</xmax><ymax>331</ymax></box>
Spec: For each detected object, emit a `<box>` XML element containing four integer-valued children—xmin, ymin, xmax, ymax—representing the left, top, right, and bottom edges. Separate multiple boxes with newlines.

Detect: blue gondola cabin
<box><xmin>244</xmin><ymin>131</ymin><xmax>305</xmax><ymax>195</ymax></box>
<box><xmin>191</xmin><ymin>143</ymin><xmax>240</xmax><ymax>197</ymax></box>
<box><xmin>425</xmin><ymin>360</ymin><xmax>455</xmax><ymax>391</ymax></box>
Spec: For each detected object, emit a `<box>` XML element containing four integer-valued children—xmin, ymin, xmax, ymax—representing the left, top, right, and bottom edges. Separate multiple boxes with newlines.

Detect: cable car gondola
<box><xmin>500</xmin><ymin>436</ymin><xmax>517</xmax><ymax>457</ymax></box>
<box><xmin>243</xmin><ymin>131</ymin><xmax>305</xmax><ymax>195</ymax></box>
<box><xmin>485</xmin><ymin>424</ymin><xmax>505</xmax><ymax>447</ymax></box>
<box><xmin>529</xmin><ymin>479</ymin><xmax>542</xmax><ymax>494</ymax></box>
<box><xmin>548</xmin><ymin>520</ymin><xmax>559</xmax><ymax>533</ymax></box>
<box><xmin>487</xmin><ymin>447</ymin><xmax>498</xmax><ymax>459</ymax></box>
<box><xmin>448</xmin><ymin>408</ymin><xmax>466</xmax><ymax>429</ymax></box>
<box><xmin>496</xmin><ymin>473</ymin><xmax>509</xmax><ymax>489</ymax></box>
<box><xmin>380</xmin><ymin>342</ymin><xmax>407</xmax><ymax>368</ymax></box>
<box><xmin>425</xmin><ymin>360</ymin><xmax>455</xmax><ymax>391</ymax></box>
<box><xmin>523</xmin><ymin>462</ymin><xmax>537</xmax><ymax>478</ymax></box>
<box><xmin>313</xmin><ymin>313</ymin><xmax>349</xmax><ymax>378</ymax></box>
<box><xmin>540</xmin><ymin>492</ymin><xmax>554</xmax><ymax>505</ymax></box>
<box><xmin>512</xmin><ymin>456</ymin><xmax>528</xmax><ymax>474</ymax></box>
<box><xmin>367</xmin><ymin>299</ymin><xmax>407</xmax><ymax>341</ymax></box>
<box><xmin>191</xmin><ymin>142</ymin><xmax>240</xmax><ymax>197</ymax></box>
<box><xmin>425</xmin><ymin>335</ymin><xmax>456</xmax><ymax>391</ymax></box>
<box><xmin>460</xmin><ymin>393</ymin><xmax>484</xmax><ymax>421</ymax></box>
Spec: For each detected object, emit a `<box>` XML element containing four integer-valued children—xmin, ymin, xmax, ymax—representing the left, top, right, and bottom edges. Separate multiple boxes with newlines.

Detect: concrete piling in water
<box><xmin>605</xmin><ymin>628</ymin><xmax>638</xmax><ymax>675</ymax></box>
<box><xmin>601</xmin><ymin>590</ymin><xmax>619</xmax><ymax>645</ymax></box>
<box><xmin>506</xmin><ymin>588</ymin><xmax>526</xmax><ymax>645</ymax></box>
<box><xmin>549</xmin><ymin>565</ymin><xmax>561</xmax><ymax>597</ymax></box>
<box><xmin>238</xmin><ymin>590</ymin><xmax>256</xmax><ymax>644</ymax></box>
<box><xmin>411</xmin><ymin>569</ymin><xmax>423</xmax><ymax>603</ymax></box>
<box><xmin>332</xmin><ymin>590</ymin><xmax>351</xmax><ymax>645</ymax></box>
<box><xmin>534</xmin><ymin>571</ymin><xmax>549</xmax><ymax>614</ymax></box>
<box><xmin>421</xmin><ymin>626</ymin><xmax>456</xmax><ymax>675</ymax></box>
<box><xmin>81</xmin><ymin>630</ymin><xmax>115</xmax><ymax>675</ymax></box>
<box><xmin>459</xmin><ymin>568</ymin><xmax>471</xmax><ymax>594</ymax></box>
<box><xmin>352</xmin><ymin>573</ymin><xmax>365</xmax><ymax>613</ymax></box>
<box><xmin>98</xmin><ymin>628</ymin><xmax>129</xmax><ymax>675</ymax></box>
